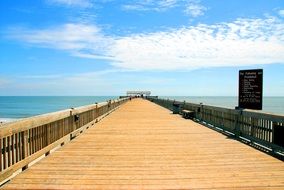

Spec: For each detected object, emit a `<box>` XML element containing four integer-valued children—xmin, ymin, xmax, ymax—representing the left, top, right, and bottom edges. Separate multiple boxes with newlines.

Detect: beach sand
<box><xmin>0</xmin><ymin>118</ymin><xmax>19</xmax><ymax>126</ymax></box>
<box><xmin>0</xmin><ymin>120</ymin><xmax>10</xmax><ymax>126</ymax></box>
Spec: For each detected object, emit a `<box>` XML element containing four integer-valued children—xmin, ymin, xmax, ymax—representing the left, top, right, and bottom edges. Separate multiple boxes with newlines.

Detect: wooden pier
<box><xmin>1</xmin><ymin>99</ymin><xmax>284</xmax><ymax>189</ymax></box>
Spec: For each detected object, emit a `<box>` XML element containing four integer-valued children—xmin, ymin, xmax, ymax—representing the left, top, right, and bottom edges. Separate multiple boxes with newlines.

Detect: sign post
<box><xmin>238</xmin><ymin>69</ymin><xmax>263</xmax><ymax>110</ymax></box>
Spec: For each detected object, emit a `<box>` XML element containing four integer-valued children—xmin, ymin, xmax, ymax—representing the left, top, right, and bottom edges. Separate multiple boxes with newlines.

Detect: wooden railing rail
<box><xmin>147</xmin><ymin>97</ymin><xmax>284</xmax><ymax>157</ymax></box>
<box><xmin>0</xmin><ymin>98</ymin><xmax>128</xmax><ymax>182</ymax></box>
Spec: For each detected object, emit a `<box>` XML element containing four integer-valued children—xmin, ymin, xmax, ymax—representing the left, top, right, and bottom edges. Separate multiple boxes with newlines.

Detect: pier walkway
<box><xmin>2</xmin><ymin>99</ymin><xmax>284</xmax><ymax>189</ymax></box>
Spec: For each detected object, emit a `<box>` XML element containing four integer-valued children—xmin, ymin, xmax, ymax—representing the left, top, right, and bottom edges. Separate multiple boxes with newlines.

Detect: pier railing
<box><xmin>0</xmin><ymin>98</ymin><xmax>128</xmax><ymax>182</ymax></box>
<box><xmin>147</xmin><ymin>97</ymin><xmax>284</xmax><ymax>156</ymax></box>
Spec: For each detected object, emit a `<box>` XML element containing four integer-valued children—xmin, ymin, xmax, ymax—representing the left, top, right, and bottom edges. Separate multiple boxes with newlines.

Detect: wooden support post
<box><xmin>7</xmin><ymin>136</ymin><xmax>11</xmax><ymax>167</ymax></box>
<box><xmin>0</xmin><ymin>138</ymin><xmax>2</xmax><ymax>171</ymax></box>
<box><xmin>3</xmin><ymin>138</ymin><xmax>6</xmax><ymax>170</ymax></box>
<box><xmin>198</xmin><ymin>103</ymin><xmax>203</xmax><ymax>121</ymax></box>
<box><xmin>15</xmin><ymin>133</ymin><xmax>19</xmax><ymax>163</ymax></box>
<box><xmin>11</xmin><ymin>135</ymin><xmax>15</xmax><ymax>165</ymax></box>
<box><xmin>272</xmin><ymin>122</ymin><xmax>284</xmax><ymax>149</ymax></box>
<box><xmin>21</xmin><ymin>131</ymin><xmax>29</xmax><ymax>171</ymax></box>
<box><xmin>234</xmin><ymin>111</ymin><xmax>241</xmax><ymax>137</ymax></box>
<box><xmin>69</xmin><ymin>109</ymin><xmax>75</xmax><ymax>140</ymax></box>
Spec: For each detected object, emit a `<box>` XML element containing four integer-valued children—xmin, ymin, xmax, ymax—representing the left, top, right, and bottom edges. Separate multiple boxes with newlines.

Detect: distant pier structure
<box><xmin>127</xmin><ymin>91</ymin><xmax>151</xmax><ymax>97</ymax></box>
<box><xmin>120</xmin><ymin>91</ymin><xmax>156</xmax><ymax>98</ymax></box>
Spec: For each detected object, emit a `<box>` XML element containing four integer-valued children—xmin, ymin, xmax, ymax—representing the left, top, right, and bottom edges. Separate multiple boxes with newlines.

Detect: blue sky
<box><xmin>0</xmin><ymin>0</ymin><xmax>284</xmax><ymax>96</ymax></box>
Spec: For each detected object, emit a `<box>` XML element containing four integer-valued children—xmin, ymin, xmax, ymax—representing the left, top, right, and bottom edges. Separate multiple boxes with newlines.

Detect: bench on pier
<box><xmin>181</xmin><ymin>109</ymin><xmax>195</xmax><ymax>119</ymax></box>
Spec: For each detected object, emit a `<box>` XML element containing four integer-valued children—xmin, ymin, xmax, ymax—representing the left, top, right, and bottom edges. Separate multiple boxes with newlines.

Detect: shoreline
<box><xmin>0</xmin><ymin>118</ymin><xmax>20</xmax><ymax>126</ymax></box>
<box><xmin>0</xmin><ymin>121</ymin><xmax>6</xmax><ymax>126</ymax></box>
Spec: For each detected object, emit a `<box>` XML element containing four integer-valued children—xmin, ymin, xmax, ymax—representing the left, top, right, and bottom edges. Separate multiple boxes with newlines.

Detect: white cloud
<box><xmin>47</xmin><ymin>0</ymin><xmax>93</xmax><ymax>8</ymax></box>
<box><xmin>9</xmin><ymin>23</ymin><xmax>114</xmax><ymax>60</ymax></box>
<box><xmin>184</xmin><ymin>0</ymin><xmax>207</xmax><ymax>17</ymax></box>
<box><xmin>122</xmin><ymin>0</ymin><xmax>179</xmax><ymax>12</ymax></box>
<box><xmin>20</xmin><ymin>74</ymin><xmax>64</xmax><ymax>79</ymax></box>
<box><xmin>8</xmin><ymin>17</ymin><xmax>284</xmax><ymax>71</ymax></box>
<box><xmin>279</xmin><ymin>9</ymin><xmax>284</xmax><ymax>17</ymax></box>
<box><xmin>122</xmin><ymin>0</ymin><xmax>207</xmax><ymax>17</ymax></box>
<box><xmin>110</xmin><ymin>17</ymin><xmax>284</xmax><ymax>70</ymax></box>
<box><xmin>158</xmin><ymin>0</ymin><xmax>178</xmax><ymax>8</ymax></box>
<box><xmin>122</xmin><ymin>4</ymin><xmax>148</xmax><ymax>11</ymax></box>
<box><xmin>5</xmin><ymin>69</ymin><xmax>170</xmax><ymax>95</ymax></box>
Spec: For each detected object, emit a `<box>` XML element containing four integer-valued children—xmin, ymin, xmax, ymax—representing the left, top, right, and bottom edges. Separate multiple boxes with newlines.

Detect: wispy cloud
<box><xmin>7</xmin><ymin>16</ymin><xmax>284</xmax><ymax>71</ymax></box>
<box><xmin>122</xmin><ymin>0</ymin><xmax>207</xmax><ymax>17</ymax></box>
<box><xmin>8</xmin><ymin>23</ymin><xmax>114</xmax><ymax>60</ymax></box>
<box><xmin>279</xmin><ymin>9</ymin><xmax>284</xmax><ymax>17</ymax></box>
<box><xmin>122</xmin><ymin>0</ymin><xmax>179</xmax><ymax>12</ymax></box>
<box><xmin>2</xmin><ymin>69</ymin><xmax>172</xmax><ymax>95</ymax></box>
<box><xmin>20</xmin><ymin>74</ymin><xmax>64</xmax><ymax>79</ymax></box>
<box><xmin>158</xmin><ymin>0</ymin><xmax>178</xmax><ymax>8</ymax></box>
<box><xmin>47</xmin><ymin>0</ymin><xmax>93</xmax><ymax>8</ymax></box>
<box><xmin>184</xmin><ymin>0</ymin><xmax>207</xmax><ymax>17</ymax></box>
<box><xmin>111</xmin><ymin>16</ymin><xmax>284</xmax><ymax>70</ymax></box>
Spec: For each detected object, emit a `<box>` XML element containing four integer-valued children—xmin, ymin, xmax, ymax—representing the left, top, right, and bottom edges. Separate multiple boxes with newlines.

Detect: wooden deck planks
<box><xmin>1</xmin><ymin>99</ymin><xmax>284</xmax><ymax>189</ymax></box>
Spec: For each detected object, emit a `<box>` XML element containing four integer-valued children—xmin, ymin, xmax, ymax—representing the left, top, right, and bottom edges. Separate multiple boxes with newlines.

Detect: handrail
<box><xmin>147</xmin><ymin>97</ymin><xmax>284</xmax><ymax>157</ymax></box>
<box><xmin>0</xmin><ymin>98</ymin><xmax>129</xmax><ymax>182</ymax></box>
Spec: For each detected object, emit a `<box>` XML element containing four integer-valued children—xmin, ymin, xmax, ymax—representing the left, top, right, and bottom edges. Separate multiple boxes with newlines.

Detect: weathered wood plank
<box><xmin>2</xmin><ymin>99</ymin><xmax>284</xmax><ymax>190</ymax></box>
<box><xmin>0</xmin><ymin>135</ymin><xmax>70</xmax><ymax>182</ymax></box>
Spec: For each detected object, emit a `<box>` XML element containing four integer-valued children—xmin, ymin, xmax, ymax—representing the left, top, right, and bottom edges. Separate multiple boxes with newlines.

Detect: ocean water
<box><xmin>0</xmin><ymin>96</ymin><xmax>117</xmax><ymax>122</ymax></box>
<box><xmin>0</xmin><ymin>96</ymin><xmax>283</xmax><ymax>123</ymax></box>
<box><xmin>161</xmin><ymin>96</ymin><xmax>284</xmax><ymax>115</ymax></box>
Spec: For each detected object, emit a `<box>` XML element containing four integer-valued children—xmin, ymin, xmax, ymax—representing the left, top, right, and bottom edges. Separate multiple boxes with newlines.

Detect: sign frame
<box><xmin>238</xmin><ymin>69</ymin><xmax>263</xmax><ymax>110</ymax></box>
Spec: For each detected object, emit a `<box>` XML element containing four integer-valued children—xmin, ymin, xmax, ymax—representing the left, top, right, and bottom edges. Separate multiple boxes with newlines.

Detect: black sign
<box><xmin>238</xmin><ymin>69</ymin><xmax>263</xmax><ymax>110</ymax></box>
